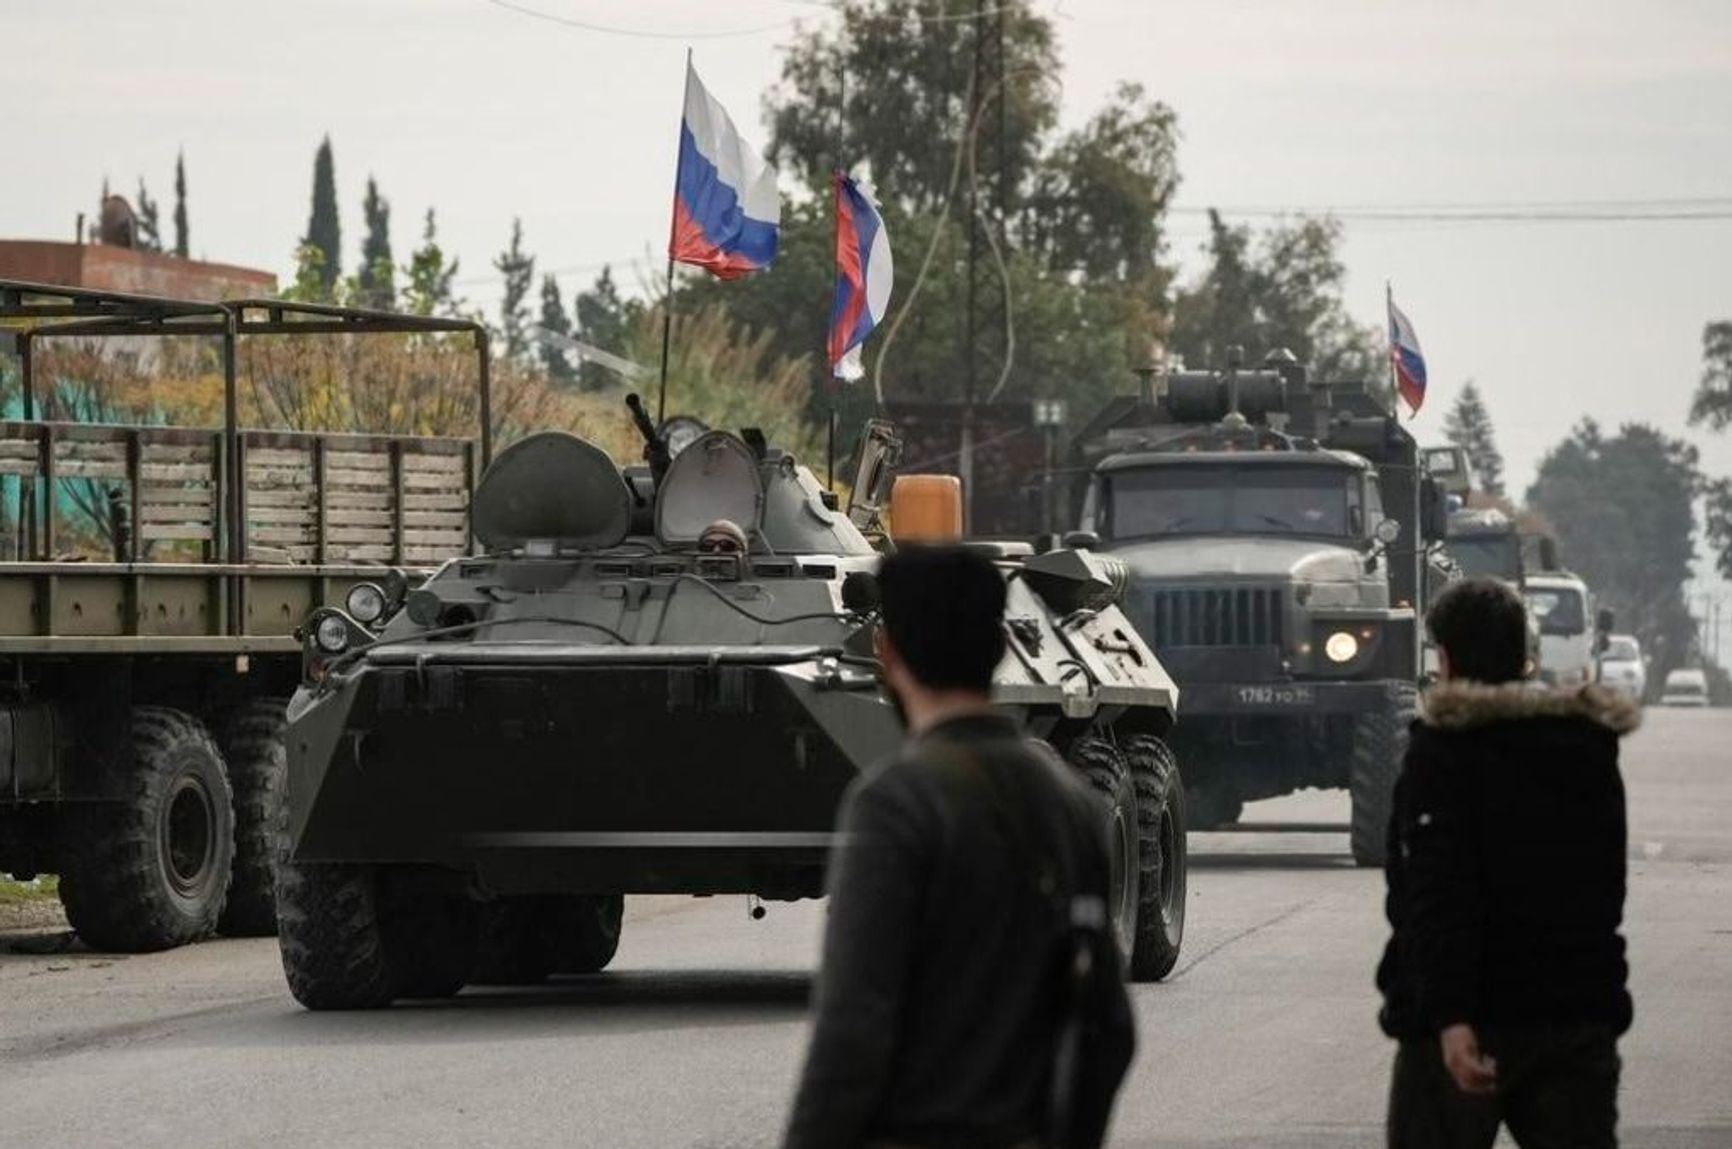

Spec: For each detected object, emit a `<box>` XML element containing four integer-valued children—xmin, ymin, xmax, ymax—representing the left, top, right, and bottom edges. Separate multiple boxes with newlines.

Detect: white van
<box><xmin>1659</xmin><ymin>668</ymin><xmax>1710</xmax><ymax>708</ymax></box>
<box><xmin>1524</xmin><ymin>573</ymin><xmax>1597</xmax><ymax>688</ymax></box>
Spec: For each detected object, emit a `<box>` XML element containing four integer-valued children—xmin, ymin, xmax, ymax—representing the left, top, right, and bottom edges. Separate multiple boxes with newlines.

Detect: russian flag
<box><xmin>1388</xmin><ymin>292</ymin><xmax>1427</xmax><ymax>415</ymax></box>
<box><xmin>670</xmin><ymin>61</ymin><xmax>779</xmax><ymax>280</ymax></box>
<box><xmin>828</xmin><ymin>171</ymin><xmax>893</xmax><ymax>381</ymax></box>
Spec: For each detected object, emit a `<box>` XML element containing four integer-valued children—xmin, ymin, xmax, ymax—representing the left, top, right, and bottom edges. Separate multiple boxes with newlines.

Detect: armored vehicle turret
<box><xmin>275</xmin><ymin>400</ymin><xmax>1185</xmax><ymax>1008</ymax></box>
<box><xmin>1067</xmin><ymin>350</ymin><xmax>1453</xmax><ymax>864</ymax></box>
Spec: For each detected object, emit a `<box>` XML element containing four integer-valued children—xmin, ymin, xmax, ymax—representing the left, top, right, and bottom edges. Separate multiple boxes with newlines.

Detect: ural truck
<box><xmin>0</xmin><ymin>279</ymin><xmax>489</xmax><ymax>951</ymax></box>
<box><xmin>1068</xmin><ymin>350</ymin><xmax>1449</xmax><ymax>865</ymax></box>
<box><xmin>275</xmin><ymin>405</ymin><xmax>1189</xmax><ymax>1008</ymax></box>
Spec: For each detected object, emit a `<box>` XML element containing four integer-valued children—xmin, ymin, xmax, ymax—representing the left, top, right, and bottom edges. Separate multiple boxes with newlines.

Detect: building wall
<box><xmin>0</xmin><ymin>241</ymin><xmax>275</xmax><ymax>301</ymax></box>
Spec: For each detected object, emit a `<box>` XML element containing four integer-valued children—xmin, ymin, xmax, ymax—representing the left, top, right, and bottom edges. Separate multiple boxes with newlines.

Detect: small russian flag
<box><xmin>1388</xmin><ymin>290</ymin><xmax>1427</xmax><ymax>415</ymax></box>
<box><xmin>669</xmin><ymin>60</ymin><xmax>780</xmax><ymax>280</ymax></box>
<box><xmin>828</xmin><ymin>171</ymin><xmax>893</xmax><ymax>381</ymax></box>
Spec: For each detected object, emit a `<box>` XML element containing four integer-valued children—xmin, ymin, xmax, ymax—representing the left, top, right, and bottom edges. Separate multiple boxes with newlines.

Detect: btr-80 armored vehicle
<box><xmin>276</xmin><ymin>400</ymin><xmax>1185</xmax><ymax>1008</ymax></box>
<box><xmin>1066</xmin><ymin>351</ymin><xmax>1451</xmax><ymax>865</ymax></box>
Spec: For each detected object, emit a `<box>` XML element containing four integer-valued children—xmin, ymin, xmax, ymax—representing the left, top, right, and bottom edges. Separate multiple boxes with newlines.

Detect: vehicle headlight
<box><xmin>1324</xmin><ymin>630</ymin><xmax>1360</xmax><ymax>663</ymax></box>
<box><xmin>314</xmin><ymin>613</ymin><xmax>352</xmax><ymax>654</ymax></box>
<box><xmin>345</xmin><ymin>582</ymin><xmax>387</xmax><ymax>625</ymax></box>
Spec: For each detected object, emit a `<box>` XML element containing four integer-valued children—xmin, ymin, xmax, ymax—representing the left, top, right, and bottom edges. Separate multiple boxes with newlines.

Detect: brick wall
<box><xmin>0</xmin><ymin>241</ymin><xmax>275</xmax><ymax>301</ymax></box>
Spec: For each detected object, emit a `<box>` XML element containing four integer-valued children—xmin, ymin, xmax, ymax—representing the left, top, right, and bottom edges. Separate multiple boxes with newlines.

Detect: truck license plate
<box><xmin>1235</xmin><ymin>685</ymin><xmax>1317</xmax><ymax>707</ymax></box>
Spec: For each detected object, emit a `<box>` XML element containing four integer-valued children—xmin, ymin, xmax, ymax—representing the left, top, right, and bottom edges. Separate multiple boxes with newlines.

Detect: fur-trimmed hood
<box><xmin>1420</xmin><ymin>680</ymin><xmax>1642</xmax><ymax>735</ymax></box>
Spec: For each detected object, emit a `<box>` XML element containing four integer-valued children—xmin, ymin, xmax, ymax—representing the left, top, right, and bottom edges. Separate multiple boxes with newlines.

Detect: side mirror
<box><xmin>1596</xmin><ymin>607</ymin><xmax>1614</xmax><ymax>634</ymax></box>
<box><xmin>846</xmin><ymin>419</ymin><xmax>903</xmax><ymax>531</ymax></box>
<box><xmin>1374</xmin><ymin>518</ymin><xmax>1402</xmax><ymax>546</ymax></box>
<box><xmin>1419</xmin><ymin>476</ymin><xmax>1451</xmax><ymax>541</ymax></box>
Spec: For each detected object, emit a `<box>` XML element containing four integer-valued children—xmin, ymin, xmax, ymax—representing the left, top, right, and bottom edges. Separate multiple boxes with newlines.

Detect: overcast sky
<box><xmin>7</xmin><ymin>0</ymin><xmax>1732</xmax><ymax>618</ymax></box>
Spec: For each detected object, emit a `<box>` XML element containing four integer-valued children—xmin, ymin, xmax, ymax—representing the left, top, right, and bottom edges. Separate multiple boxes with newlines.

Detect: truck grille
<box><xmin>1141</xmin><ymin>585</ymin><xmax>1285</xmax><ymax>648</ymax></box>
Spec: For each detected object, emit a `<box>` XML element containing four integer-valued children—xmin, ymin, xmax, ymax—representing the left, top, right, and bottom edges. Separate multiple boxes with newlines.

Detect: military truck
<box><xmin>0</xmin><ymin>280</ymin><xmax>489</xmax><ymax>950</ymax></box>
<box><xmin>275</xmin><ymin>403</ymin><xmax>1187</xmax><ymax>1008</ymax></box>
<box><xmin>1065</xmin><ymin>350</ymin><xmax>1449</xmax><ymax>865</ymax></box>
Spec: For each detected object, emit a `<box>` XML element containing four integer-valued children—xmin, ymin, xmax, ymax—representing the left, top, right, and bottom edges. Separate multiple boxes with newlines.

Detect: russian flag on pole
<box><xmin>828</xmin><ymin>171</ymin><xmax>893</xmax><ymax>381</ymax></box>
<box><xmin>1387</xmin><ymin>291</ymin><xmax>1427</xmax><ymax>415</ymax></box>
<box><xmin>670</xmin><ymin>60</ymin><xmax>780</xmax><ymax>280</ymax></box>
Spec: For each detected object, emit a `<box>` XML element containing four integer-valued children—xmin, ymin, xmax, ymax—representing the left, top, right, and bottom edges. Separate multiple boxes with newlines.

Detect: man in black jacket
<box><xmin>783</xmin><ymin>546</ymin><xmax>1134</xmax><ymax>1149</ymax></box>
<box><xmin>1379</xmin><ymin>577</ymin><xmax>1638</xmax><ymax>1149</ymax></box>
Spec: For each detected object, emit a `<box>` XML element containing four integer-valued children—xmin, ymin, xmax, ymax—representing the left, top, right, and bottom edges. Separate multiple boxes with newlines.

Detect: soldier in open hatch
<box><xmin>1378</xmin><ymin>577</ymin><xmax>1637</xmax><ymax>1149</ymax></box>
<box><xmin>784</xmin><ymin>546</ymin><xmax>1135</xmax><ymax>1149</ymax></box>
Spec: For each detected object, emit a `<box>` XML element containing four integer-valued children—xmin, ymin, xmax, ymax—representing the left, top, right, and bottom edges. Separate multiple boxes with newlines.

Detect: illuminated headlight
<box><xmin>345</xmin><ymin>582</ymin><xmax>387</xmax><ymax>625</ymax></box>
<box><xmin>314</xmin><ymin>614</ymin><xmax>352</xmax><ymax>654</ymax></box>
<box><xmin>1324</xmin><ymin>630</ymin><xmax>1360</xmax><ymax>663</ymax></box>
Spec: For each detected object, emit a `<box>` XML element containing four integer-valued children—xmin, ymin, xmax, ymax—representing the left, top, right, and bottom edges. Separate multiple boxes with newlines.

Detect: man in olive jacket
<box><xmin>1379</xmin><ymin>577</ymin><xmax>1638</xmax><ymax>1149</ymax></box>
<box><xmin>783</xmin><ymin>546</ymin><xmax>1134</xmax><ymax>1149</ymax></box>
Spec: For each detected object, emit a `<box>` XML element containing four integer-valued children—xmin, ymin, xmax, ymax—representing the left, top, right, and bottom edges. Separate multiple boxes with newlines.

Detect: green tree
<box><xmin>572</xmin><ymin>265</ymin><xmax>637</xmax><ymax>391</ymax></box>
<box><xmin>172</xmin><ymin>151</ymin><xmax>189</xmax><ymax>258</ymax></box>
<box><xmin>1442</xmin><ymin>380</ymin><xmax>1505</xmax><ymax>496</ymax></box>
<box><xmin>493</xmin><ymin>218</ymin><xmax>535</xmax><ymax>361</ymax></box>
<box><xmin>537</xmin><ymin>274</ymin><xmax>577</xmax><ymax>384</ymax></box>
<box><xmin>135</xmin><ymin>180</ymin><xmax>162</xmax><ymax>252</ymax></box>
<box><xmin>357</xmin><ymin>177</ymin><xmax>394</xmax><ymax>310</ymax></box>
<box><xmin>1690</xmin><ymin>318</ymin><xmax>1732</xmax><ymax>581</ymax></box>
<box><xmin>1527</xmin><ymin>420</ymin><xmax>1702</xmax><ymax>685</ymax></box>
<box><xmin>303</xmin><ymin>136</ymin><xmax>342</xmax><ymax>296</ymax></box>
<box><xmin>1170</xmin><ymin>210</ymin><xmax>1381</xmax><ymax>381</ymax></box>
<box><xmin>401</xmin><ymin>209</ymin><xmax>460</xmax><ymax>318</ymax></box>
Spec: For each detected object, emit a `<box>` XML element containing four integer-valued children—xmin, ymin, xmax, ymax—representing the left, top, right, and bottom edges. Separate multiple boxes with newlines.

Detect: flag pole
<box><xmin>658</xmin><ymin>49</ymin><xmax>694</xmax><ymax>427</ymax></box>
<box><xmin>1385</xmin><ymin>280</ymin><xmax>1399</xmax><ymax>420</ymax></box>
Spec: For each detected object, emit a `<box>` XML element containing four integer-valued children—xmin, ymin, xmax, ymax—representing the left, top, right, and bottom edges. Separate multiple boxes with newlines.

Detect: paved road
<box><xmin>2</xmin><ymin>707</ymin><xmax>1728</xmax><ymax>1149</ymax></box>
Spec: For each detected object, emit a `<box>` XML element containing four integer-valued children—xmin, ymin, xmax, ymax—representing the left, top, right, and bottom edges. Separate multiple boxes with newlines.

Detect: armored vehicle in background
<box><xmin>276</xmin><ymin>400</ymin><xmax>1186</xmax><ymax>1009</ymax></box>
<box><xmin>0</xmin><ymin>281</ymin><xmax>487</xmax><ymax>952</ymax></box>
<box><xmin>1067</xmin><ymin>351</ymin><xmax>1450</xmax><ymax>865</ymax></box>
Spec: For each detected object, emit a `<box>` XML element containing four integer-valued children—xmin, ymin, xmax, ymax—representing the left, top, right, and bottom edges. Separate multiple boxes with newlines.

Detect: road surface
<box><xmin>2</xmin><ymin>707</ymin><xmax>1728</xmax><ymax>1148</ymax></box>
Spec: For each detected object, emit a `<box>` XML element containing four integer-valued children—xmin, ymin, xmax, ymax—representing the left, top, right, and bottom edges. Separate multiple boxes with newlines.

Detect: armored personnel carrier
<box><xmin>1066</xmin><ymin>350</ymin><xmax>1452</xmax><ymax>864</ymax></box>
<box><xmin>275</xmin><ymin>400</ymin><xmax>1185</xmax><ymax>1009</ymax></box>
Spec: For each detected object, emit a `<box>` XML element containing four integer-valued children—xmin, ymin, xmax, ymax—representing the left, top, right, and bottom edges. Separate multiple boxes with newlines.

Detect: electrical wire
<box><xmin>477</xmin><ymin>0</ymin><xmax>794</xmax><ymax>39</ymax></box>
<box><xmin>327</xmin><ymin>614</ymin><xmax>635</xmax><ymax>672</ymax></box>
<box><xmin>669</xmin><ymin>572</ymin><xmax>860</xmax><ymax>626</ymax></box>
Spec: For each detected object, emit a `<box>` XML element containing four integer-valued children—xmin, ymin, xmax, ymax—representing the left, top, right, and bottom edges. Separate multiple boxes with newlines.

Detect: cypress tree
<box><xmin>303</xmin><ymin>136</ymin><xmax>342</xmax><ymax>296</ymax></box>
<box><xmin>493</xmin><ymin>218</ymin><xmax>535</xmax><ymax>360</ymax></box>
<box><xmin>357</xmin><ymin>177</ymin><xmax>395</xmax><ymax>309</ymax></box>
<box><xmin>538</xmin><ymin>275</ymin><xmax>576</xmax><ymax>383</ymax></box>
<box><xmin>1444</xmin><ymin>380</ymin><xmax>1506</xmax><ymax>497</ymax></box>
<box><xmin>403</xmin><ymin>209</ymin><xmax>460</xmax><ymax>317</ymax></box>
<box><xmin>173</xmin><ymin>151</ymin><xmax>189</xmax><ymax>258</ymax></box>
<box><xmin>135</xmin><ymin>180</ymin><xmax>162</xmax><ymax>252</ymax></box>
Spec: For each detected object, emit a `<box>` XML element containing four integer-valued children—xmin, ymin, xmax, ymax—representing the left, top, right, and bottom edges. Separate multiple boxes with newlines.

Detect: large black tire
<box><xmin>59</xmin><ymin>707</ymin><xmax>234</xmax><ymax>953</ymax></box>
<box><xmin>215</xmin><ymin>698</ymin><xmax>288</xmax><ymax>937</ymax></box>
<box><xmin>473</xmin><ymin>897</ymin><xmax>560</xmax><ymax>986</ymax></box>
<box><xmin>1349</xmin><ymin>683</ymin><xmax>1419</xmax><ymax>868</ymax></box>
<box><xmin>388</xmin><ymin>893</ymin><xmax>477</xmax><ymax>999</ymax></box>
<box><xmin>277</xmin><ymin>859</ymin><xmax>397</xmax><ymax>1010</ymax></box>
<box><xmin>1184</xmin><ymin>783</ymin><xmax>1243</xmax><ymax>831</ymax></box>
<box><xmin>1073</xmin><ymin>737</ymin><xmax>1145</xmax><ymax>979</ymax></box>
<box><xmin>550</xmin><ymin>894</ymin><xmax>624</xmax><ymax>974</ymax></box>
<box><xmin>1123</xmin><ymin>735</ymin><xmax>1187</xmax><ymax>981</ymax></box>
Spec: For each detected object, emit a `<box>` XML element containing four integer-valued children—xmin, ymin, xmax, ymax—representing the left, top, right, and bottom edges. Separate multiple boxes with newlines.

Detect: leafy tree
<box><xmin>1170</xmin><ymin>210</ymin><xmax>1381</xmax><ymax>381</ymax></box>
<box><xmin>572</xmin><ymin>265</ymin><xmax>637</xmax><ymax>391</ymax></box>
<box><xmin>357</xmin><ymin>177</ymin><xmax>395</xmax><ymax>310</ymax></box>
<box><xmin>173</xmin><ymin>151</ymin><xmax>189</xmax><ymax>258</ymax></box>
<box><xmin>493</xmin><ymin>217</ymin><xmax>535</xmax><ymax>361</ymax></box>
<box><xmin>1691</xmin><ymin>318</ymin><xmax>1732</xmax><ymax>582</ymax></box>
<box><xmin>537</xmin><ymin>274</ymin><xmax>577</xmax><ymax>384</ymax></box>
<box><xmin>402</xmin><ymin>209</ymin><xmax>460</xmax><ymax>318</ymax></box>
<box><xmin>1443</xmin><ymin>380</ymin><xmax>1505</xmax><ymax>496</ymax></box>
<box><xmin>135</xmin><ymin>180</ymin><xmax>162</xmax><ymax>252</ymax></box>
<box><xmin>303</xmin><ymin>136</ymin><xmax>342</xmax><ymax>296</ymax></box>
<box><xmin>1527</xmin><ymin>420</ymin><xmax>1702</xmax><ymax>686</ymax></box>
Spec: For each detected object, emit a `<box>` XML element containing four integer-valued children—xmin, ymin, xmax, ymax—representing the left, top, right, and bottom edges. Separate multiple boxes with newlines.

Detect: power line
<box><xmin>477</xmin><ymin>0</ymin><xmax>795</xmax><ymax>40</ymax></box>
<box><xmin>1170</xmin><ymin>198</ymin><xmax>1732</xmax><ymax>224</ymax></box>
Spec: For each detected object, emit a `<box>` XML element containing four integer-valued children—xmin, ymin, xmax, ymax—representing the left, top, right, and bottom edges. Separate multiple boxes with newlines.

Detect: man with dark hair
<box><xmin>1379</xmin><ymin>577</ymin><xmax>1638</xmax><ymax>1149</ymax></box>
<box><xmin>784</xmin><ymin>545</ymin><xmax>1134</xmax><ymax>1149</ymax></box>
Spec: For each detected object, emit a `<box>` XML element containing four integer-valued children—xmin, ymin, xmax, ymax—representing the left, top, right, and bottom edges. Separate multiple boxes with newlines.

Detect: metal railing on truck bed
<box><xmin>0</xmin><ymin>280</ymin><xmax>491</xmax><ymax>650</ymax></box>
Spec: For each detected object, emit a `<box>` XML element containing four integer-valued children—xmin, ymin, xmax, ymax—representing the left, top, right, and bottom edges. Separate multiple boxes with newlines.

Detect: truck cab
<box><xmin>1523</xmin><ymin>571</ymin><xmax>1599</xmax><ymax>688</ymax></box>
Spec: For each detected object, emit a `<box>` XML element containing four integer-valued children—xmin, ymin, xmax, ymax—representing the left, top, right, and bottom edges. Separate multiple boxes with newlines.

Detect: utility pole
<box><xmin>959</xmin><ymin>0</ymin><xmax>1007</xmax><ymax>533</ymax></box>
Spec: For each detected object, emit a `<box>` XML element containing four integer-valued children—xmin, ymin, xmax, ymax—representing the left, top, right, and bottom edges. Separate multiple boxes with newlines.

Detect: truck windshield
<box><xmin>1526</xmin><ymin>587</ymin><xmax>1586</xmax><ymax>635</ymax></box>
<box><xmin>1103</xmin><ymin>464</ymin><xmax>1357</xmax><ymax>541</ymax></box>
<box><xmin>1445</xmin><ymin>535</ymin><xmax>1523</xmax><ymax>582</ymax></box>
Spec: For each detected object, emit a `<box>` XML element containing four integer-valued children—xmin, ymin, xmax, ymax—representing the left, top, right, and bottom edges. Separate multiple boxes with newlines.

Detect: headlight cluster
<box><xmin>345</xmin><ymin>582</ymin><xmax>388</xmax><ymax>625</ymax></box>
<box><xmin>1324</xmin><ymin>630</ymin><xmax>1361</xmax><ymax>663</ymax></box>
<box><xmin>313</xmin><ymin>612</ymin><xmax>356</xmax><ymax>655</ymax></box>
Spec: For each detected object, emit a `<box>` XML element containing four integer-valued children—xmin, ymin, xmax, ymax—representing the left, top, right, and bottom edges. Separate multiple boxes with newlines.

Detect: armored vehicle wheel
<box><xmin>276</xmin><ymin>861</ymin><xmax>397</xmax><ymax>1010</ymax></box>
<box><xmin>215</xmin><ymin>698</ymin><xmax>288</xmax><ymax>937</ymax></box>
<box><xmin>473</xmin><ymin>896</ymin><xmax>560</xmax><ymax>985</ymax></box>
<box><xmin>551</xmin><ymin>894</ymin><xmax>624</xmax><ymax>974</ymax></box>
<box><xmin>1073</xmin><ymin>738</ymin><xmax>1144</xmax><ymax>979</ymax></box>
<box><xmin>1123</xmin><ymin>735</ymin><xmax>1187</xmax><ymax>981</ymax></box>
<box><xmin>388</xmin><ymin>893</ymin><xmax>478</xmax><ymax>999</ymax></box>
<box><xmin>59</xmin><ymin>708</ymin><xmax>234</xmax><ymax>953</ymax></box>
<box><xmin>1349</xmin><ymin>683</ymin><xmax>1419</xmax><ymax>868</ymax></box>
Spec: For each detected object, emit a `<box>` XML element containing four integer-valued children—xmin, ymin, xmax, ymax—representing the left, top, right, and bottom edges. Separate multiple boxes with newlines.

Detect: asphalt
<box><xmin>1</xmin><ymin>707</ymin><xmax>1728</xmax><ymax>1149</ymax></box>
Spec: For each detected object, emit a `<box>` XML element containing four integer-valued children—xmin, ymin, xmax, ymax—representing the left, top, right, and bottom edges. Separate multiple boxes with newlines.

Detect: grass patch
<box><xmin>0</xmin><ymin>875</ymin><xmax>59</xmax><ymax>905</ymax></box>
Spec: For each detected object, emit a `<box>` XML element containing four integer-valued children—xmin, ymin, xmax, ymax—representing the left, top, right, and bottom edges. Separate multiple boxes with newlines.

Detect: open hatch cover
<box><xmin>655</xmin><ymin>431</ymin><xmax>764</xmax><ymax>547</ymax></box>
<box><xmin>472</xmin><ymin>431</ymin><xmax>632</xmax><ymax>551</ymax></box>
